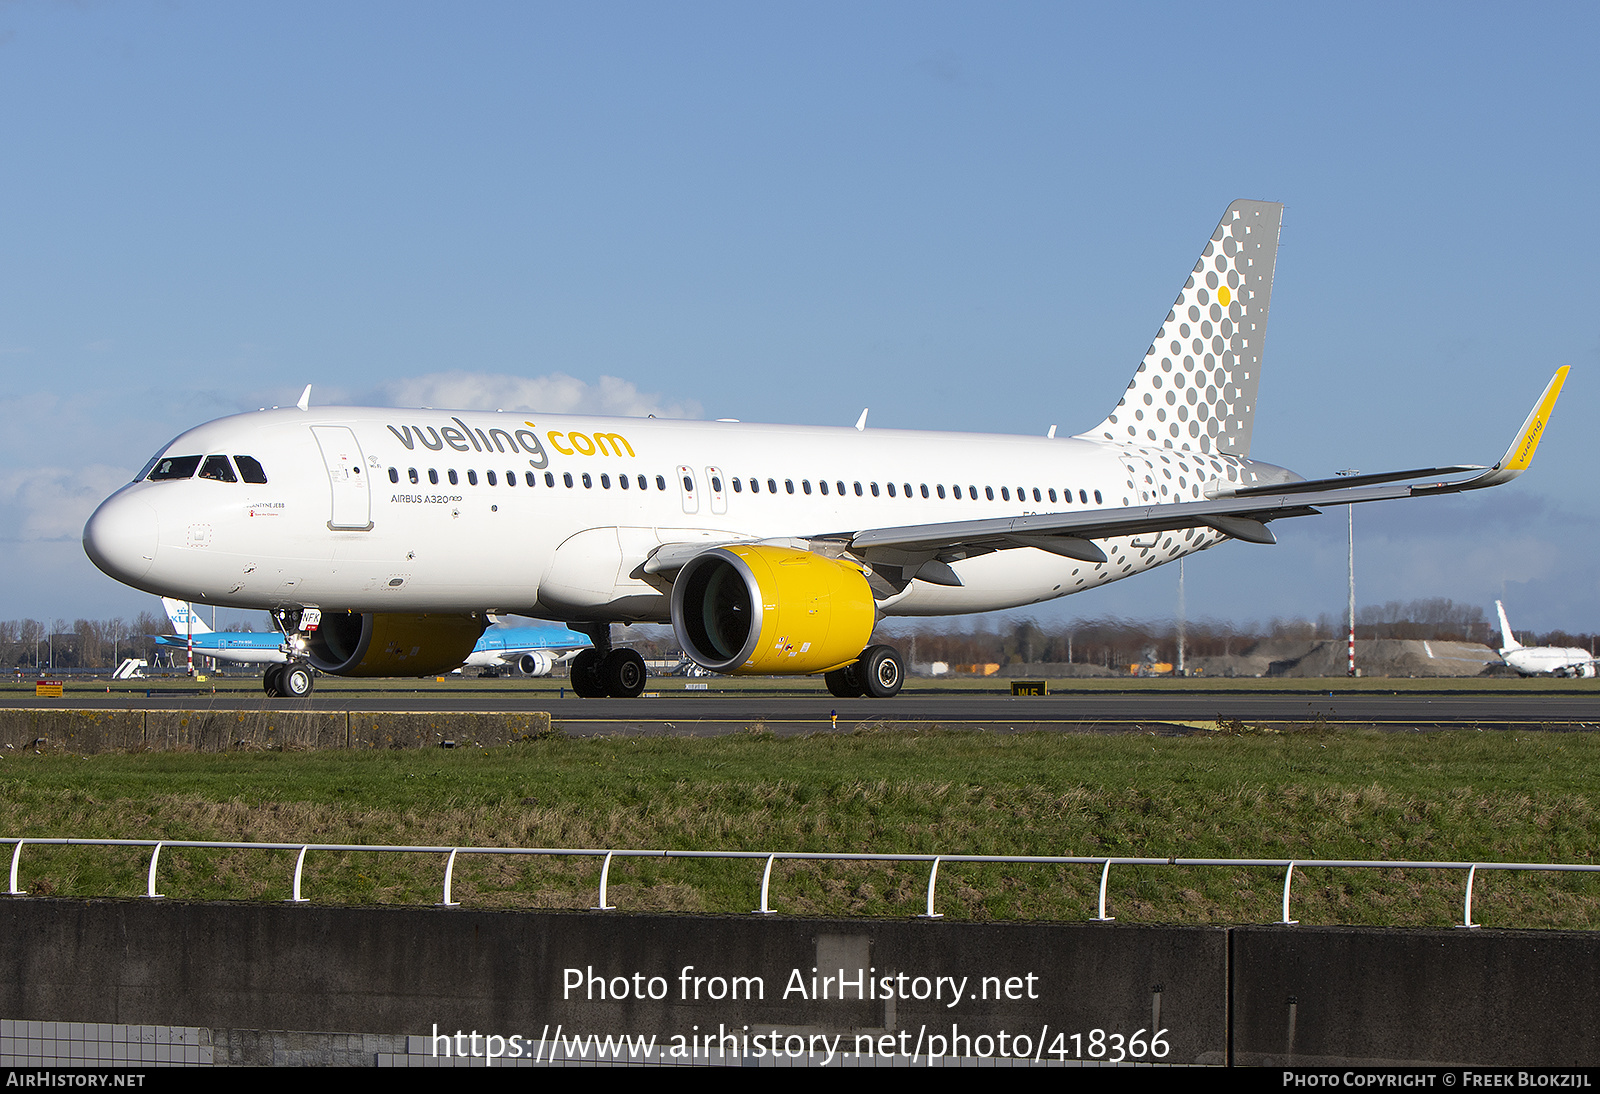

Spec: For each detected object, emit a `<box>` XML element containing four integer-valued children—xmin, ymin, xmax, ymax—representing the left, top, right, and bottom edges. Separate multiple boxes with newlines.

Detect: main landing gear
<box><xmin>568</xmin><ymin>624</ymin><xmax>648</xmax><ymax>698</ymax></box>
<box><xmin>264</xmin><ymin>661</ymin><xmax>314</xmax><ymax>698</ymax></box>
<box><xmin>824</xmin><ymin>644</ymin><xmax>905</xmax><ymax>699</ymax></box>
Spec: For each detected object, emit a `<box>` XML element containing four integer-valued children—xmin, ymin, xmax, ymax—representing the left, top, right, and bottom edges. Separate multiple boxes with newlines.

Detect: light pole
<box><xmin>1176</xmin><ymin>558</ymin><xmax>1186</xmax><ymax>676</ymax></box>
<box><xmin>1337</xmin><ymin>470</ymin><xmax>1360</xmax><ymax>677</ymax></box>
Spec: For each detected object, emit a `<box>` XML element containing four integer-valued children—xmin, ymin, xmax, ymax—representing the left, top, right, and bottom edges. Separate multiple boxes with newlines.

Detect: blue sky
<box><xmin>2</xmin><ymin>2</ymin><xmax>1596</xmax><ymax>634</ymax></box>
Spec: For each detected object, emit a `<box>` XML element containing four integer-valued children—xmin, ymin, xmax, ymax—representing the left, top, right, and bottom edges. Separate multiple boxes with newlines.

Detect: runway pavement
<box><xmin>6</xmin><ymin>684</ymin><xmax>1598</xmax><ymax>736</ymax></box>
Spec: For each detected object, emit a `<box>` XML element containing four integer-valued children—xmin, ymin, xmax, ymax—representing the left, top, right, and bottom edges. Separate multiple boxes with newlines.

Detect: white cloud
<box><xmin>0</xmin><ymin>464</ymin><xmax>131</xmax><ymax>543</ymax></box>
<box><xmin>377</xmin><ymin>371</ymin><xmax>701</xmax><ymax>420</ymax></box>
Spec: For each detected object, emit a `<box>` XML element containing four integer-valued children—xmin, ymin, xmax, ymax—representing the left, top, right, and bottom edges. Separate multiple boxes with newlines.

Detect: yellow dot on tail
<box><xmin>1218</xmin><ymin>286</ymin><xmax>1232</xmax><ymax>306</ymax></box>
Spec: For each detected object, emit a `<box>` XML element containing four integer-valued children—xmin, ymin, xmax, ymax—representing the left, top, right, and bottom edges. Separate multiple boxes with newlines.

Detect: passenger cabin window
<box><xmin>388</xmin><ymin>468</ymin><xmax>399</xmax><ymax>483</ymax></box>
<box><xmin>234</xmin><ymin>456</ymin><xmax>268</xmax><ymax>484</ymax></box>
<box><xmin>429</xmin><ymin>469</ymin><xmax>439</xmax><ymax>485</ymax></box>
<box><xmin>656</xmin><ymin>476</ymin><xmax>667</xmax><ymax>491</ymax></box>
<box><xmin>487</xmin><ymin>471</ymin><xmax>498</xmax><ymax>486</ymax></box>
<box><xmin>408</xmin><ymin>468</ymin><xmax>419</xmax><ymax>484</ymax></box>
<box><xmin>149</xmin><ymin>456</ymin><xmax>202</xmax><ymax>481</ymax></box>
<box><xmin>526</xmin><ymin>472</ymin><xmax>537</xmax><ymax>486</ymax></box>
<box><xmin>467</xmin><ymin>470</ymin><xmax>478</xmax><ymax>486</ymax></box>
<box><xmin>198</xmin><ymin>455</ymin><xmax>237</xmax><ymax>483</ymax></box>
<box><xmin>448</xmin><ymin>470</ymin><xmax>459</xmax><ymax>485</ymax></box>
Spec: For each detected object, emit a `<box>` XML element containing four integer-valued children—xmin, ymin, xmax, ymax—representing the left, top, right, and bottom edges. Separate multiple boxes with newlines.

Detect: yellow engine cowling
<box><xmin>304</xmin><ymin>612</ymin><xmax>487</xmax><ymax>678</ymax></box>
<box><xmin>670</xmin><ymin>546</ymin><xmax>876</xmax><ymax>675</ymax></box>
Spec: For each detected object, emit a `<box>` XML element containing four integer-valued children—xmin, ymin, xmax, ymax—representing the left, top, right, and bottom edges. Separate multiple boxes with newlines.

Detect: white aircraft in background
<box><xmin>154</xmin><ymin>597</ymin><xmax>590</xmax><ymax>691</ymax></box>
<box><xmin>83</xmin><ymin>200</ymin><xmax>1568</xmax><ymax>700</ymax></box>
<box><xmin>1495</xmin><ymin>600</ymin><xmax>1596</xmax><ymax>678</ymax></box>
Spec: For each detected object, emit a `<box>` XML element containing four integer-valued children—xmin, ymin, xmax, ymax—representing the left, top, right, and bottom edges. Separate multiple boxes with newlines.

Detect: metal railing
<box><xmin>5</xmin><ymin>836</ymin><xmax>1598</xmax><ymax>927</ymax></box>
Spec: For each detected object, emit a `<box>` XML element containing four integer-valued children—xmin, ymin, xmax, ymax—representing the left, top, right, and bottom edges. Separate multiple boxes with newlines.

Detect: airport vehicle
<box><xmin>1495</xmin><ymin>600</ymin><xmax>1596</xmax><ymax>678</ymax></box>
<box><xmin>153</xmin><ymin>598</ymin><xmax>590</xmax><ymax>693</ymax></box>
<box><xmin>82</xmin><ymin>200</ymin><xmax>1568</xmax><ymax>700</ymax></box>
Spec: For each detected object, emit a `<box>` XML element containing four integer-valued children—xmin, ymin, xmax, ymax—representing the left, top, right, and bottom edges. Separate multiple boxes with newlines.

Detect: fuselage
<box><xmin>84</xmin><ymin>406</ymin><xmax>1295</xmax><ymax>623</ymax></box>
<box><xmin>1501</xmin><ymin>646</ymin><xmax>1597</xmax><ymax>678</ymax></box>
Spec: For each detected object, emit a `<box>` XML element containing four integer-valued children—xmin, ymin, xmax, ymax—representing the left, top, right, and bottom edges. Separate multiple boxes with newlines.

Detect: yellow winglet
<box><xmin>1477</xmin><ymin>366</ymin><xmax>1568</xmax><ymax>487</ymax></box>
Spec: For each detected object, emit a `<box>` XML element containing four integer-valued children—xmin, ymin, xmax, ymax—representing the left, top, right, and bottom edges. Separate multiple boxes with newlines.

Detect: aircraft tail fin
<box><xmin>162</xmin><ymin>598</ymin><xmax>212</xmax><ymax>635</ymax></box>
<box><xmin>1083</xmin><ymin>199</ymin><xmax>1284</xmax><ymax>457</ymax></box>
<box><xmin>1495</xmin><ymin>600</ymin><xmax>1522</xmax><ymax>651</ymax></box>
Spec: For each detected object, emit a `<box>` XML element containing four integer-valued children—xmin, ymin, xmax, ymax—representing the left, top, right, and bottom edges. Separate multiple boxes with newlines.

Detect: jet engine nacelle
<box><xmin>517</xmin><ymin>650</ymin><xmax>555</xmax><ymax>677</ymax></box>
<box><xmin>670</xmin><ymin>545</ymin><xmax>876</xmax><ymax>675</ymax></box>
<box><xmin>303</xmin><ymin>612</ymin><xmax>487</xmax><ymax>677</ymax></box>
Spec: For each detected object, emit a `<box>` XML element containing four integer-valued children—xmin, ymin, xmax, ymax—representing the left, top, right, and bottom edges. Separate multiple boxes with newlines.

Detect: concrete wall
<box><xmin>0</xmin><ymin>899</ymin><xmax>1227</xmax><ymax>1065</ymax></box>
<box><xmin>2</xmin><ymin>899</ymin><xmax>1598</xmax><ymax>1065</ymax></box>
<box><xmin>0</xmin><ymin>708</ymin><xmax>554</xmax><ymax>752</ymax></box>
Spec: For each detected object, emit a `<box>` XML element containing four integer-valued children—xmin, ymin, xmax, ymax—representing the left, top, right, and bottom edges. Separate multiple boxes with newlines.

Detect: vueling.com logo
<box><xmin>385</xmin><ymin>418</ymin><xmax>637</xmax><ymax>469</ymax></box>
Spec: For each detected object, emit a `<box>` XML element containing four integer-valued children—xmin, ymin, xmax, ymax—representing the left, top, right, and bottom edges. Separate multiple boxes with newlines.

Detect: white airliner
<box><xmin>154</xmin><ymin>598</ymin><xmax>590</xmax><ymax>687</ymax></box>
<box><xmin>82</xmin><ymin>200</ymin><xmax>1568</xmax><ymax>700</ymax></box>
<box><xmin>1495</xmin><ymin>600</ymin><xmax>1596</xmax><ymax>678</ymax></box>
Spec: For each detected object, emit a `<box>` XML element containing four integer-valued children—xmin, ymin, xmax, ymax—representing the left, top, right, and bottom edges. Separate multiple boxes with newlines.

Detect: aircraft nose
<box><xmin>83</xmin><ymin>493</ymin><xmax>159</xmax><ymax>585</ymax></box>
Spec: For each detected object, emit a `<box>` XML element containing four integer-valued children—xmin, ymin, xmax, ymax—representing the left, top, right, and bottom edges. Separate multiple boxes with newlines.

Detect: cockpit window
<box><xmin>234</xmin><ymin>456</ymin><xmax>268</xmax><ymax>484</ymax></box>
<box><xmin>199</xmin><ymin>455</ymin><xmax>238</xmax><ymax>482</ymax></box>
<box><xmin>148</xmin><ymin>456</ymin><xmax>202</xmax><ymax>481</ymax></box>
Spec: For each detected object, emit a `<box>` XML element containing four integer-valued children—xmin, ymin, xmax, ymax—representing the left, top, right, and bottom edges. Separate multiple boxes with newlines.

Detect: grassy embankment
<box><xmin>2</xmin><ymin>724</ymin><xmax>1596</xmax><ymax>929</ymax></box>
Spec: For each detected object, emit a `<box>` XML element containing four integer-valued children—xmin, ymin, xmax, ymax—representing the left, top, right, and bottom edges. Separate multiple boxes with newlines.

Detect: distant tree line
<box><xmin>3</xmin><ymin>598</ymin><xmax>1591</xmax><ymax>673</ymax></box>
<box><xmin>879</xmin><ymin>598</ymin><xmax>1595</xmax><ymax>671</ymax></box>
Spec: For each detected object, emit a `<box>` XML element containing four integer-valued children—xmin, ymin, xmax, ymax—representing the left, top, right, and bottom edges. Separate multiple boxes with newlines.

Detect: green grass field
<box><xmin>3</xmin><ymin>724</ymin><xmax>1597</xmax><ymax>929</ymax></box>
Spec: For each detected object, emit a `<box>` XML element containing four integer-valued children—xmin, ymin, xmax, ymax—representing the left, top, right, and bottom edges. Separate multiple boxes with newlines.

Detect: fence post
<box><xmin>145</xmin><ymin>842</ymin><xmax>164</xmax><ymax>899</ymax></box>
<box><xmin>440</xmin><ymin>848</ymin><xmax>462</xmax><ymax>907</ymax></box>
<box><xmin>592</xmin><ymin>851</ymin><xmax>617</xmax><ymax>911</ymax></box>
<box><xmin>754</xmin><ymin>854</ymin><xmax>777</xmax><ymax>915</ymax></box>
<box><xmin>1460</xmin><ymin>864</ymin><xmax>1481</xmax><ymax>929</ymax></box>
<box><xmin>289</xmin><ymin>845</ymin><xmax>310</xmax><ymax>903</ymax></box>
<box><xmin>919</xmin><ymin>857</ymin><xmax>944</xmax><ymax>919</ymax></box>
<box><xmin>8</xmin><ymin>840</ymin><xmax>24</xmax><ymax>896</ymax></box>
<box><xmin>1092</xmin><ymin>859</ymin><xmax>1115</xmax><ymax>922</ymax></box>
<box><xmin>1279</xmin><ymin>861</ymin><xmax>1299</xmax><ymax>925</ymax></box>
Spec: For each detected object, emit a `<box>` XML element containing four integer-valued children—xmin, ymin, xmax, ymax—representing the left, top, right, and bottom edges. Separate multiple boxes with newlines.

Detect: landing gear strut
<box><xmin>825</xmin><ymin>644</ymin><xmax>904</xmax><ymax>699</ymax></box>
<box><xmin>569</xmin><ymin>625</ymin><xmax>648</xmax><ymax>698</ymax></box>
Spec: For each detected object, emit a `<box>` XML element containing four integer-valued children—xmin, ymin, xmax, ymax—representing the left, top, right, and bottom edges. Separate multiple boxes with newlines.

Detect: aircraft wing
<box><xmin>637</xmin><ymin>369</ymin><xmax>1566</xmax><ymax>588</ymax></box>
<box><xmin>848</xmin><ymin>367</ymin><xmax>1568</xmax><ymax>580</ymax></box>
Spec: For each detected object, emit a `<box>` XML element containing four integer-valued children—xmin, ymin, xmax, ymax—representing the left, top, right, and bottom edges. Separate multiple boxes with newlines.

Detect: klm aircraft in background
<box><xmin>155</xmin><ymin>598</ymin><xmax>590</xmax><ymax>683</ymax></box>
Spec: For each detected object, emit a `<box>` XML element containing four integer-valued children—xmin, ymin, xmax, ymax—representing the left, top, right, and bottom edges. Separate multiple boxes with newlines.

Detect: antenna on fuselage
<box><xmin>296</xmin><ymin>385</ymin><xmax>312</xmax><ymax>412</ymax></box>
<box><xmin>855</xmin><ymin>408</ymin><xmax>869</xmax><ymax>431</ymax></box>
